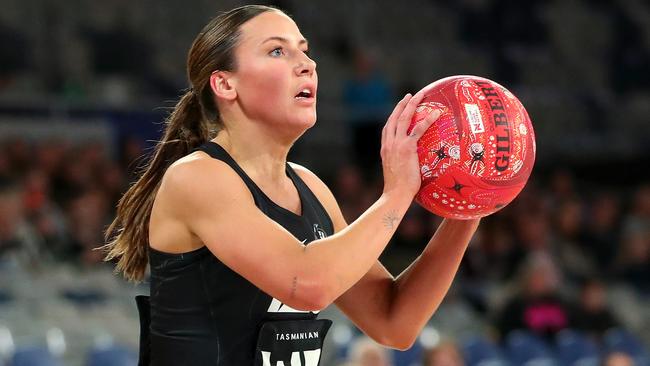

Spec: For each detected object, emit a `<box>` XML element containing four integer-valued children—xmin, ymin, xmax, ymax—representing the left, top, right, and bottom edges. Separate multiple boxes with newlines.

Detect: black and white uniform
<box><xmin>136</xmin><ymin>141</ymin><xmax>334</xmax><ymax>366</ymax></box>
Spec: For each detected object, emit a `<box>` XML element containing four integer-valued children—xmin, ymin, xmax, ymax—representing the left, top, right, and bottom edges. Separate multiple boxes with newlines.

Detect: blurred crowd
<box><xmin>331</xmin><ymin>136</ymin><xmax>650</xmax><ymax>366</ymax></box>
<box><xmin>0</xmin><ymin>138</ymin><xmax>143</xmax><ymax>269</ymax></box>
<box><xmin>337</xmin><ymin>335</ymin><xmax>642</xmax><ymax>366</ymax></box>
<box><xmin>0</xmin><ymin>135</ymin><xmax>648</xmax><ymax>365</ymax></box>
<box><xmin>329</xmin><ymin>161</ymin><xmax>649</xmax><ymax>364</ymax></box>
<box><xmin>0</xmin><ymin>0</ymin><xmax>649</xmax><ymax>365</ymax></box>
<box><xmin>2</xmin><ymin>0</ymin><xmax>650</xmax><ymax>159</ymax></box>
<box><xmin>3</xmin><ymin>136</ymin><xmax>647</xmax><ymax>301</ymax></box>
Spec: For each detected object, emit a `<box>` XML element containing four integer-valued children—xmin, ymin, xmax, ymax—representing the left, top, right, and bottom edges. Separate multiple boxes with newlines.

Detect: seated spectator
<box><xmin>612</xmin><ymin>231</ymin><xmax>650</xmax><ymax>294</ymax></box>
<box><xmin>603</xmin><ymin>351</ymin><xmax>634</xmax><ymax>366</ymax></box>
<box><xmin>381</xmin><ymin>206</ymin><xmax>429</xmax><ymax>275</ymax></box>
<box><xmin>422</xmin><ymin>341</ymin><xmax>465</xmax><ymax>366</ymax></box>
<box><xmin>0</xmin><ymin>175</ymin><xmax>42</xmax><ymax>266</ymax></box>
<box><xmin>580</xmin><ymin>192</ymin><xmax>622</xmax><ymax>272</ymax></box>
<box><xmin>573</xmin><ymin>279</ymin><xmax>619</xmax><ymax>340</ymax></box>
<box><xmin>494</xmin><ymin>252</ymin><xmax>575</xmax><ymax>342</ymax></box>
<box><xmin>332</xmin><ymin>164</ymin><xmax>365</xmax><ymax>222</ymax></box>
<box><xmin>621</xmin><ymin>184</ymin><xmax>649</xmax><ymax>244</ymax></box>
<box><xmin>548</xmin><ymin>169</ymin><xmax>577</xmax><ymax>207</ymax></box>
<box><xmin>65</xmin><ymin>189</ymin><xmax>110</xmax><ymax>266</ymax></box>
<box><xmin>553</xmin><ymin>198</ymin><xmax>597</xmax><ymax>281</ymax></box>
<box><xmin>23</xmin><ymin>167</ymin><xmax>68</xmax><ymax>256</ymax></box>
<box><xmin>342</xmin><ymin>48</ymin><xmax>393</xmax><ymax>180</ymax></box>
<box><xmin>345</xmin><ymin>336</ymin><xmax>392</xmax><ymax>366</ymax></box>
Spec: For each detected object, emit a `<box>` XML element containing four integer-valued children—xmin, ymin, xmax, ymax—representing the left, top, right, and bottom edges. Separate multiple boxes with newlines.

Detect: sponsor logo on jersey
<box><xmin>260</xmin><ymin>349</ymin><xmax>321</xmax><ymax>366</ymax></box>
<box><xmin>313</xmin><ymin>224</ymin><xmax>327</xmax><ymax>240</ymax></box>
<box><xmin>276</xmin><ymin>332</ymin><xmax>320</xmax><ymax>341</ymax></box>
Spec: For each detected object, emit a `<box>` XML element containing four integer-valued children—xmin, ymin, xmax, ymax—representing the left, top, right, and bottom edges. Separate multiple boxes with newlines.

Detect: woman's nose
<box><xmin>295</xmin><ymin>56</ymin><xmax>316</xmax><ymax>76</ymax></box>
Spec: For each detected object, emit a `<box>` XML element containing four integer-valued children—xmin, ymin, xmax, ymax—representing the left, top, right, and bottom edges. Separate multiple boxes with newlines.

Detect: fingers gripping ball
<box><xmin>408</xmin><ymin>75</ymin><xmax>536</xmax><ymax>219</ymax></box>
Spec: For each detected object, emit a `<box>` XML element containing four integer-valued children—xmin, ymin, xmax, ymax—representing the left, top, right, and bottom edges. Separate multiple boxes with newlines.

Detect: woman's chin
<box><xmin>291</xmin><ymin>111</ymin><xmax>317</xmax><ymax>129</ymax></box>
<box><xmin>283</xmin><ymin>117</ymin><xmax>316</xmax><ymax>141</ymax></box>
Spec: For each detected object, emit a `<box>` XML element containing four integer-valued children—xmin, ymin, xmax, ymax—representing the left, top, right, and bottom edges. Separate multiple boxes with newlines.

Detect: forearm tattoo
<box><xmin>290</xmin><ymin>276</ymin><xmax>298</xmax><ymax>298</ymax></box>
<box><xmin>382</xmin><ymin>209</ymin><xmax>400</xmax><ymax>230</ymax></box>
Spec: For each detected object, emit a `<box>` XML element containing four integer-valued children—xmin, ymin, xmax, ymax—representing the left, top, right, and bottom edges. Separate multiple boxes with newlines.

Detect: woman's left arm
<box><xmin>334</xmin><ymin>218</ymin><xmax>479</xmax><ymax>350</ymax></box>
<box><xmin>291</xmin><ymin>163</ymin><xmax>479</xmax><ymax>350</ymax></box>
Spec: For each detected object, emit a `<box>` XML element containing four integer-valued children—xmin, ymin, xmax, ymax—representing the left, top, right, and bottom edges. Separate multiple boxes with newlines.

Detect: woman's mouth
<box><xmin>294</xmin><ymin>88</ymin><xmax>313</xmax><ymax>99</ymax></box>
<box><xmin>294</xmin><ymin>86</ymin><xmax>315</xmax><ymax>105</ymax></box>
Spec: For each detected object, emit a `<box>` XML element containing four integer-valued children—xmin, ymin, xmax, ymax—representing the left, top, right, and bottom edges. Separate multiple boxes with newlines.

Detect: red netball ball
<box><xmin>408</xmin><ymin>75</ymin><xmax>536</xmax><ymax>219</ymax></box>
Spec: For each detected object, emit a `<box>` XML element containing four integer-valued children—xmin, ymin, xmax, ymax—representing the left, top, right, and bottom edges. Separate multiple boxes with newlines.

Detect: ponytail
<box><xmin>102</xmin><ymin>90</ymin><xmax>212</xmax><ymax>282</ymax></box>
<box><xmin>101</xmin><ymin>4</ymin><xmax>280</xmax><ymax>282</ymax></box>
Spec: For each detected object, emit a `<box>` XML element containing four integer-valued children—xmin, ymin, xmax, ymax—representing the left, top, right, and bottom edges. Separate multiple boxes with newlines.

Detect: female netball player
<box><xmin>103</xmin><ymin>5</ymin><xmax>480</xmax><ymax>365</ymax></box>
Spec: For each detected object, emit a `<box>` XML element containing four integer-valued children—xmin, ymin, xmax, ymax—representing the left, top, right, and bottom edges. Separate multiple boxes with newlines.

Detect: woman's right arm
<box><xmin>160</xmin><ymin>91</ymin><xmax>437</xmax><ymax>311</ymax></box>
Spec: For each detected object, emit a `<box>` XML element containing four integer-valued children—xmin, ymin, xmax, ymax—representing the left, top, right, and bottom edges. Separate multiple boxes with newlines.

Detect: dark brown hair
<box><xmin>102</xmin><ymin>5</ymin><xmax>280</xmax><ymax>282</ymax></box>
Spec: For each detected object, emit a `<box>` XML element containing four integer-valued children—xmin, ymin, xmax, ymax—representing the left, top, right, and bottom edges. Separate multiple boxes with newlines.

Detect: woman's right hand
<box><xmin>381</xmin><ymin>91</ymin><xmax>442</xmax><ymax>198</ymax></box>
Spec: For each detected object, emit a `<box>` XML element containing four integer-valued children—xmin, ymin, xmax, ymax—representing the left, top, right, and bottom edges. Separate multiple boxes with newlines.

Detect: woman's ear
<box><xmin>209</xmin><ymin>71</ymin><xmax>237</xmax><ymax>101</ymax></box>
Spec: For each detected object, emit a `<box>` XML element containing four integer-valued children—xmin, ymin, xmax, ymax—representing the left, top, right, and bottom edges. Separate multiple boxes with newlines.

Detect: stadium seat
<box><xmin>10</xmin><ymin>346</ymin><xmax>61</xmax><ymax>366</ymax></box>
<box><xmin>603</xmin><ymin>328</ymin><xmax>649</xmax><ymax>366</ymax></box>
<box><xmin>330</xmin><ymin>323</ymin><xmax>355</xmax><ymax>361</ymax></box>
<box><xmin>86</xmin><ymin>344</ymin><xmax>137</xmax><ymax>366</ymax></box>
<box><xmin>60</xmin><ymin>288</ymin><xmax>108</xmax><ymax>307</ymax></box>
<box><xmin>555</xmin><ymin>329</ymin><xmax>599</xmax><ymax>366</ymax></box>
<box><xmin>0</xmin><ymin>289</ymin><xmax>13</xmax><ymax>305</ymax></box>
<box><xmin>505</xmin><ymin>330</ymin><xmax>557</xmax><ymax>366</ymax></box>
<box><xmin>461</xmin><ymin>335</ymin><xmax>508</xmax><ymax>366</ymax></box>
<box><xmin>392</xmin><ymin>340</ymin><xmax>423</xmax><ymax>366</ymax></box>
<box><xmin>0</xmin><ymin>325</ymin><xmax>14</xmax><ymax>362</ymax></box>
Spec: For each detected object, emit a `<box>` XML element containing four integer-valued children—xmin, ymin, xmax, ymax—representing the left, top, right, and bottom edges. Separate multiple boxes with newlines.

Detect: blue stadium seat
<box><xmin>60</xmin><ymin>288</ymin><xmax>108</xmax><ymax>307</ymax></box>
<box><xmin>330</xmin><ymin>323</ymin><xmax>356</xmax><ymax>361</ymax></box>
<box><xmin>10</xmin><ymin>346</ymin><xmax>61</xmax><ymax>366</ymax></box>
<box><xmin>86</xmin><ymin>345</ymin><xmax>137</xmax><ymax>366</ymax></box>
<box><xmin>555</xmin><ymin>329</ymin><xmax>599</xmax><ymax>366</ymax></box>
<box><xmin>603</xmin><ymin>329</ymin><xmax>649</xmax><ymax>366</ymax></box>
<box><xmin>461</xmin><ymin>335</ymin><xmax>509</xmax><ymax>366</ymax></box>
<box><xmin>505</xmin><ymin>331</ymin><xmax>557</xmax><ymax>366</ymax></box>
<box><xmin>0</xmin><ymin>289</ymin><xmax>13</xmax><ymax>305</ymax></box>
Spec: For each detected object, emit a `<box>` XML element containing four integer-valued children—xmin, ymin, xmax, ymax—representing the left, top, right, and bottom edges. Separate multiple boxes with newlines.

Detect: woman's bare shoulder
<box><xmin>158</xmin><ymin>151</ymin><xmax>252</xmax><ymax>212</ymax></box>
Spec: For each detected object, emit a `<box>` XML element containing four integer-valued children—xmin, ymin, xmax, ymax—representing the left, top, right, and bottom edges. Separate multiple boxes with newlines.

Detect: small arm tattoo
<box><xmin>382</xmin><ymin>209</ymin><xmax>400</xmax><ymax>230</ymax></box>
<box><xmin>290</xmin><ymin>276</ymin><xmax>298</xmax><ymax>298</ymax></box>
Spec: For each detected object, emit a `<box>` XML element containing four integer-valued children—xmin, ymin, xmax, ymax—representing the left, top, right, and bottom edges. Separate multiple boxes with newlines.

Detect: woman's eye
<box><xmin>270</xmin><ymin>48</ymin><xmax>283</xmax><ymax>57</ymax></box>
<box><xmin>303</xmin><ymin>49</ymin><xmax>310</xmax><ymax>57</ymax></box>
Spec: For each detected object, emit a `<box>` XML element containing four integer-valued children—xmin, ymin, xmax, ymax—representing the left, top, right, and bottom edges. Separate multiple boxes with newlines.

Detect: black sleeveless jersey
<box><xmin>140</xmin><ymin>142</ymin><xmax>334</xmax><ymax>365</ymax></box>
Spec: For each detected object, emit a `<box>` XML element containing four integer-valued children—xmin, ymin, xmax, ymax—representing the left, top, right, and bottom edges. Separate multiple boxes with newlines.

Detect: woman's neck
<box><xmin>212</xmin><ymin>127</ymin><xmax>292</xmax><ymax>184</ymax></box>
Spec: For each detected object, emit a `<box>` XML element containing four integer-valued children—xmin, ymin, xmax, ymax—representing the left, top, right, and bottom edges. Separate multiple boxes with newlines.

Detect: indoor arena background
<box><xmin>0</xmin><ymin>0</ymin><xmax>649</xmax><ymax>365</ymax></box>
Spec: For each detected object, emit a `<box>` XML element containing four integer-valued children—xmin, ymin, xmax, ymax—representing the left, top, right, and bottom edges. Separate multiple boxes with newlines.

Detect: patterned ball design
<box><xmin>408</xmin><ymin>75</ymin><xmax>536</xmax><ymax>219</ymax></box>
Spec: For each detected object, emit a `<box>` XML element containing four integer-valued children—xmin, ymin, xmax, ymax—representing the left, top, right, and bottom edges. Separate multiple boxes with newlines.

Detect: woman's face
<box><xmin>230</xmin><ymin>11</ymin><xmax>317</xmax><ymax>134</ymax></box>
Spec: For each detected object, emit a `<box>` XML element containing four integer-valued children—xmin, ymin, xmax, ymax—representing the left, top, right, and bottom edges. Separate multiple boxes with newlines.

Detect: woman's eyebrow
<box><xmin>260</xmin><ymin>36</ymin><xmax>309</xmax><ymax>47</ymax></box>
